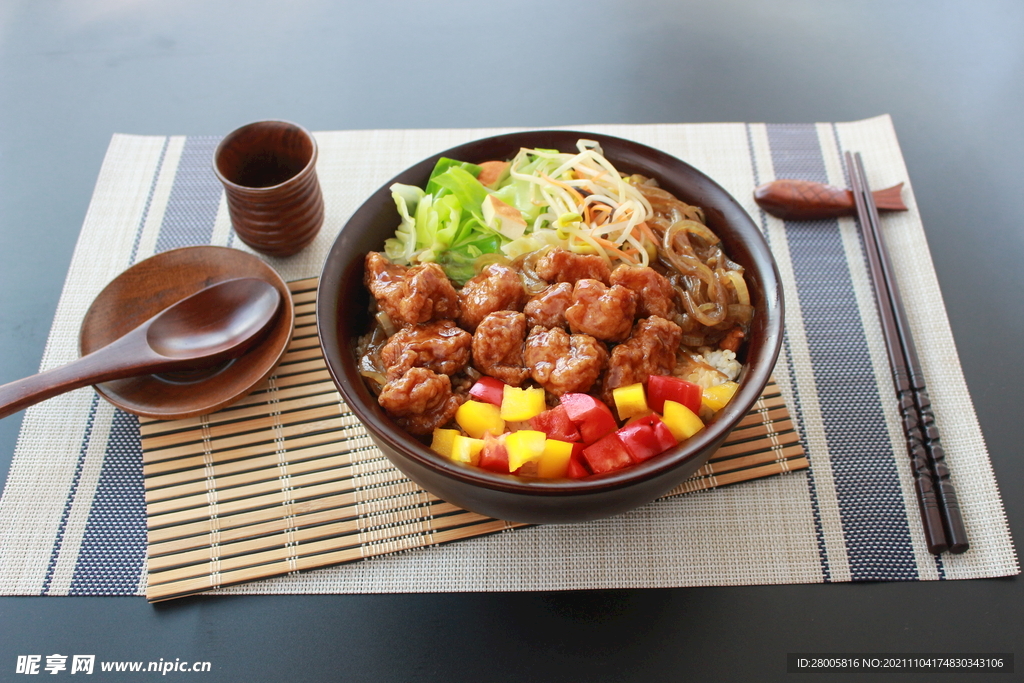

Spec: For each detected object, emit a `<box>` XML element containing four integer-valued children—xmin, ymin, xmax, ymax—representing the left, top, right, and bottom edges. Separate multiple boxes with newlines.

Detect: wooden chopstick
<box><xmin>845</xmin><ymin>151</ymin><xmax>968</xmax><ymax>555</ymax></box>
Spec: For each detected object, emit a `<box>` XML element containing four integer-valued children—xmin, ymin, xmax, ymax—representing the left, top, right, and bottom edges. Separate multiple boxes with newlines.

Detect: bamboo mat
<box><xmin>140</xmin><ymin>276</ymin><xmax>806</xmax><ymax>602</ymax></box>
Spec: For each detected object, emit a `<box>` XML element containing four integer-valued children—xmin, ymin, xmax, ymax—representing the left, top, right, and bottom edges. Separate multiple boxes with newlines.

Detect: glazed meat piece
<box><xmin>535</xmin><ymin>249</ymin><xmax>611</xmax><ymax>285</ymax></box>
<box><xmin>471</xmin><ymin>311</ymin><xmax>529</xmax><ymax>386</ymax></box>
<box><xmin>378</xmin><ymin>367</ymin><xmax>463</xmax><ymax>435</ymax></box>
<box><xmin>609</xmin><ymin>264</ymin><xmax>678</xmax><ymax>319</ymax></box>
<box><xmin>602</xmin><ymin>316</ymin><xmax>684</xmax><ymax>396</ymax></box>
<box><xmin>523</xmin><ymin>282</ymin><xmax>573</xmax><ymax>329</ymax></box>
<box><xmin>364</xmin><ymin>252</ymin><xmax>460</xmax><ymax>327</ymax></box>
<box><xmin>719</xmin><ymin>326</ymin><xmax>745</xmax><ymax>352</ymax></box>
<box><xmin>565</xmin><ymin>279</ymin><xmax>637</xmax><ymax>343</ymax></box>
<box><xmin>379</xmin><ymin>320</ymin><xmax>472</xmax><ymax>381</ymax></box>
<box><xmin>524</xmin><ymin>326</ymin><xmax>608</xmax><ymax>396</ymax></box>
<box><xmin>457</xmin><ymin>263</ymin><xmax>526</xmax><ymax>332</ymax></box>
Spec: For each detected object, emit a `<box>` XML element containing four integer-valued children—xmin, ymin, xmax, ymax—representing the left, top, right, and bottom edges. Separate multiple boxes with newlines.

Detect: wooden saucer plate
<box><xmin>79</xmin><ymin>246</ymin><xmax>295</xmax><ymax>419</ymax></box>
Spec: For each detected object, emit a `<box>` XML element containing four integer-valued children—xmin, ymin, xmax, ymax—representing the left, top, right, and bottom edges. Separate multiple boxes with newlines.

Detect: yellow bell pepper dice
<box><xmin>612</xmin><ymin>382</ymin><xmax>648</xmax><ymax>420</ymax></box>
<box><xmin>450</xmin><ymin>434</ymin><xmax>485</xmax><ymax>466</ymax></box>
<box><xmin>537</xmin><ymin>439</ymin><xmax>575</xmax><ymax>479</ymax></box>
<box><xmin>500</xmin><ymin>385</ymin><xmax>547</xmax><ymax>421</ymax></box>
<box><xmin>455</xmin><ymin>400</ymin><xmax>505</xmax><ymax>439</ymax></box>
<box><xmin>702</xmin><ymin>381</ymin><xmax>739</xmax><ymax>412</ymax></box>
<box><xmin>430</xmin><ymin>428</ymin><xmax>460</xmax><ymax>458</ymax></box>
<box><xmin>662</xmin><ymin>400</ymin><xmax>704</xmax><ymax>441</ymax></box>
<box><xmin>505</xmin><ymin>430</ymin><xmax>547</xmax><ymax>472</ymax></box>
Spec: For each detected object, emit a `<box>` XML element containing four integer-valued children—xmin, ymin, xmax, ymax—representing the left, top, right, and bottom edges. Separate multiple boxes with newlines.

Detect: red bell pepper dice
<box><xmin>468</xmin><ymin>376</ymin><xmax>506</xmax><ymax>407</ymax></box>
<box><xmin>566</xmin><ymin>445</ymin><xmax>590</xmax><ymax>479</ymax></box>
<box><xmin>582</xmin><ymin>432</ymin><xmax>634</xmax><ymax>474</ymax></box>
<box><xmin>478</xmin><ymin>433</ymin><xmax>510</xmax><ymax>473</ymax></box>
<box><xmin>618</xmin><ymin>415</ymin><xmax>678</xmax><ymax>462</ymax></box>
<box><xmin>647</xmin><ymin>375</ymin><xmax>702</xmax><ymax>414</ymax></box>
<box><xmin>559</xmin><ymin>393</ymin><xmax>618</xmax><ymax>444</ymax></box>
<box><xmin>616</xmin><ymin>422</ymin><xmax>660</xmax><ymax>462</ymax></box>
<box><xmin>641</xmin><ymin>415</ymin><xmax>678</xmax><ymax>452</ymax></box>
<box><xmin>529</xmin><ymin>405</ymin><xmax>582</xmax><ymax>442</ymax></box>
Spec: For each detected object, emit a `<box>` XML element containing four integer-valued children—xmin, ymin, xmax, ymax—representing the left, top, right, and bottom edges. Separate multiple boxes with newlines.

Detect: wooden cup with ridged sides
<box><xmin>214</xmin><ymin>120</ymin><xmax>324</xmax><ymax>257</ymax></box>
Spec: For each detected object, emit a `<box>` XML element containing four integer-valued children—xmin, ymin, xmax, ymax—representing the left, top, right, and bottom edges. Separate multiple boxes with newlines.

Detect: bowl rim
<box><xmin>318</xmin><ymin>129</ymin><xmax>784</xmax><ymax>498</ymax></box>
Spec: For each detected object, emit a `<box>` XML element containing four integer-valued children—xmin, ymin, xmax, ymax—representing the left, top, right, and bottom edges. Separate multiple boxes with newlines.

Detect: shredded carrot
<box><xmin>541</xmin><ymin>173</ymin><xmax>585</xmax><ymax>206</ymax></box>
<box><xmin>573</xmin><ymin>164</ymin><xmax>607</xmax><ymax>184</ymax></box>
<box><xmin>634</xmin><ymin>221</ymin><xmax>659</xmax><ymax>246</ymax></box>
<box><xmin>591</xmin><ymin>235</ymin><xmax>638</xmax><ymax>264</ymax></box>
<box><xmin>587</xmin><ymin>203</ymin><xmax>612</xmax><ymax>226</ymax></box>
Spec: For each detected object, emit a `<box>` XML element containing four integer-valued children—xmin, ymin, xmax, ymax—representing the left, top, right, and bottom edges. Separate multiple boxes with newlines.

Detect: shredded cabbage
<box><xmin>384</xmin><ymin>140</ymin><xmax>659</xmax><ymax>284</ymax></box>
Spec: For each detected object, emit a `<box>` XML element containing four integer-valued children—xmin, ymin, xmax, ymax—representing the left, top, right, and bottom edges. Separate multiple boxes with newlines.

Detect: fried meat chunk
<box><xmin>535</xmin><ymin>249</ymin><xmax>611</xmax><ymax>285</ymax></box>
<box><xmin>457</xmin><ymin>263</ymin><xmax>526</xmax><ymax>332</ymax></box>
<box><xmin>565</xmin><ymin>279</ymin><xmax>637</xmax><ymax>343</ymax></box>
<box><xmin>523</xmin><ymin>282</ymin><xmax>573</xmax><ymax>329</ymax></box>
<box><xmin>364</xmin><ymin>252</ymin><xmax>460</xmax><ymax>327</ymax></box>
<box><xmin>602</xmin><ymin>316</ymin><xmax>683</xmax><ymax>396</ymax></box>
<box><xmin>378</xmin><ymin>367</ymin><xmax>463</xmax><ymax>435</ymax></box>
<box><xmin>471</xmin><ymin>311</ymin><xmax>529</xmax><ymax>386</ymax></box>
<box><xmin>379</xmin><ymin>320</ymin><xmax>472</xmax><ymax>381</ymax></box>
<box><xmin>524</xmin><ymin>326</ymin><xmax>608</xmax><ymax>396</ymax></box>
<box><xmin>609</xmin><ymin>264</ymin><xmax>678</xmax><ymax>319</ymax></box>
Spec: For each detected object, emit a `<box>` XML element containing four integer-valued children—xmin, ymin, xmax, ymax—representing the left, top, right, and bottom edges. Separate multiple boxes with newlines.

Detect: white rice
<box><xmin>702</xmin><ymin>348</ymin><xmax>742</xmax><ymax>382</ymax></box>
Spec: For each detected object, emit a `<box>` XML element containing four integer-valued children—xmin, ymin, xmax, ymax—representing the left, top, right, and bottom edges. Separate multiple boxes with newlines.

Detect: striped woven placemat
<box><xmin>3</xmin><ymin>118</ymin><xmax>1015</xmax><ymax>599</ymax></box>
<box><xmin>141</xmin><ymin>277</ymin><xmax>805</xmax><ymax>601</ymax></box>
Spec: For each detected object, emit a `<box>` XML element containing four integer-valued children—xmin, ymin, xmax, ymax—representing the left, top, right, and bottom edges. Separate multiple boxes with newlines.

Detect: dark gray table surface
<box><xmin>1</xmin><ymin>1</ymin><xmax>1021</xmax><ymax>681</ymax></box>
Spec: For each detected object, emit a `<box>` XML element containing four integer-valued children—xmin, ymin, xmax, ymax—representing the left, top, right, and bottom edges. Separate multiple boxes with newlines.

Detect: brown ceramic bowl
<box><xmin>317</xmin><ymin>131</ymin><xmax>783</xmax><ymax>524</ymax></box>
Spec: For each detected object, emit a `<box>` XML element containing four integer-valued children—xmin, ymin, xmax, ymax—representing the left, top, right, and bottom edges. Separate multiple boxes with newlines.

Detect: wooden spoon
<box><xmin>0</xmin><ymin>277</ymin><xmax>281</xmax><ymax>419</ymax></box>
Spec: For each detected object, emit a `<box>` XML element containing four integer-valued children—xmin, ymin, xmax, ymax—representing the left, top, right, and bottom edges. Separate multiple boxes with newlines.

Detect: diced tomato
<box><xmin>638</xmin><ymin>414</ymin><xmax>679</xmax><ymax>452</ymax></box>
<box><xmin>468</xmin><ymin>376</ymin><xmax>506</xmax><ymax>406</ymax></box>
<box><xmin>582</xmin><ymin>432</ymin><xmax>634</xmax><ymax>474</ymax></box>
<box><xmin>529</xmin><ymin>405</ymin><xmax>581</xmax><ymax>442</ymax></box>
<box><xmin>560</xmin><ymin>393</ymin><xmax>618</xmax><ymax>444</ymax></box>
<box><xmin>647</xmin><ymin>375</ymin><xmax>702</xmax><ymax>414</ymax></box>
<box><xmin>478</xmin><ymin>433</ymin><xmax>510</xmax><ymax>473</ymax></box>
<box><xmin>565</xmin><ymin>445</ymin><xmax>590</xmax><ymax>479</ymax></box>
<box><xmin>617</xmin><ymin>415</ymin><xmax>678</xmax><ymax>462</ymax></box>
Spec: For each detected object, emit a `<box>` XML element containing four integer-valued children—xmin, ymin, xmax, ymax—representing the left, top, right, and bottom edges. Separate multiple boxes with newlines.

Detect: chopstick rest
<box><xmin>754</xmin><ymin>178</ymin><xmax>907</xmax><ymax>220</ymax></box>
<box><xmin>845</xmin><ymin>152</ymin><xmax>968</xmax><ymax>555</ymax></box>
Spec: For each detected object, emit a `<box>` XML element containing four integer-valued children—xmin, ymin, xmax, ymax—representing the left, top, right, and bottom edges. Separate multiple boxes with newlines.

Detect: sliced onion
<box><xmin>674</xmin><ymin>219</ymin><xmax>721</xmax><ymax>249</ymax></box>
<box><xmin>722</xmin><ymin>269</ymin><xmax>751</xmax><ymax>307</ymax></box>
<box><xmin>512</xmin><ymin>247</ymin><xmax>552</xmax><ymax>294</ymax></box>
<box><xmin>727</xmin><ymin>303</ymin><xmax>754</xmax><ymax>325</ymax></box>
<box><xmin>679</xmin><ymin>289</ymin><xmax>727</xmax><ymax>327</ymax></box>
<box><xmin>681</xmin><ymin>334</ymin><xmax>707</xmax><ymax>347</ymax></box>
<box><xmin>375</xmin><ymin>311</ymin><xmax>397</xmax><ymax>337</ymax></box>
<box><xmin>474</xmin><ymin>252</ymin><xmax>510</xmax><ymax>274</ymax></box>
<box><xmin>359</xmin><ymin>370</ymin><xmax>387</xmax><ymax>387</ymax></box>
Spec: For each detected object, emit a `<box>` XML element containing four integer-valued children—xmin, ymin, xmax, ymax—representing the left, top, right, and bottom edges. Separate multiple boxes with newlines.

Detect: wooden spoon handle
<box><xmin>0</xmin><ymin>332</ymin><xmax>158</xmax><ymax>419</ymax></box>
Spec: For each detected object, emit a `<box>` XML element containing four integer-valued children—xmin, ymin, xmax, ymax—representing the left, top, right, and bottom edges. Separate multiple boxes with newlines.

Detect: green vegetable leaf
<box><xmin>426</xmin><ymin>158</ymin><xmax>483</xmax><ymax>196</ymax></box>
